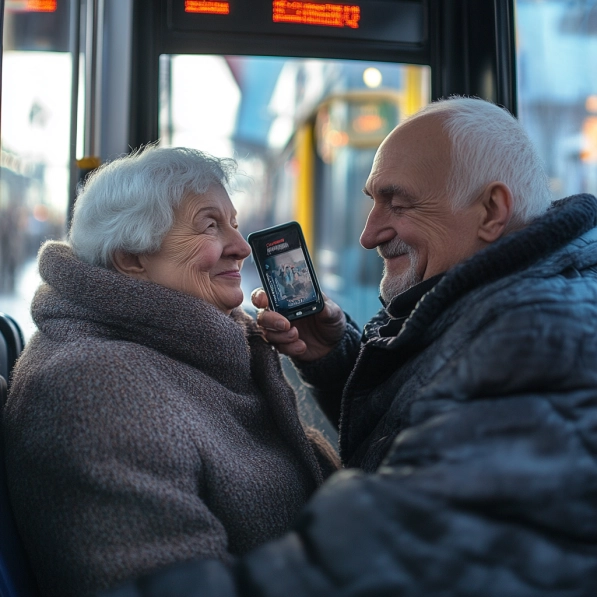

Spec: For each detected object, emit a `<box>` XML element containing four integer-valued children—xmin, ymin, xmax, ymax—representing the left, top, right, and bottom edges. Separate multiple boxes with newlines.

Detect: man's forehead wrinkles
<box><xmin>368</xmin><ymin>181</ymin><xmax>416</xmax><ymax>202</ymax></box>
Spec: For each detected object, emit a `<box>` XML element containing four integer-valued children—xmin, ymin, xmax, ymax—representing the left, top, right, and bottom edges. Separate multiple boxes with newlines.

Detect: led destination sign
<box><xmin>174</xmin><ymin>0</ymin><xmax>424</xmax><ymax>45</ymax></box>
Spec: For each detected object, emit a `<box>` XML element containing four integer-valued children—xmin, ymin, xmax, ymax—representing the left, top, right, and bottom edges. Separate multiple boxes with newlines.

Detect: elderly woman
<box><xmin>2</xmin><ymin>146</ymin><xmax>339</xmax><ymax>597</ymax></box>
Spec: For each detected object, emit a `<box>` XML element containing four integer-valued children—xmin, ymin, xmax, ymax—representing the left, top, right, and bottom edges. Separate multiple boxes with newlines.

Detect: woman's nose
<box><xmin>230</xmin><ymin>229</ymin><xmax>252</xmax><ymax>260</ymax></box>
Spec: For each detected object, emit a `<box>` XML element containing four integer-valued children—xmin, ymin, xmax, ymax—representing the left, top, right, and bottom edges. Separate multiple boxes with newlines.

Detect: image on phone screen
<box><xmin>248</xmin><ymin>222</ymin><xmax>323</xmax><ymax>320</ymax></box>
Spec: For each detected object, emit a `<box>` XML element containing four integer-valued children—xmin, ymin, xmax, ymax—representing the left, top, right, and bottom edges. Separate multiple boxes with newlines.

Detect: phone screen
<box><xmin>248</xmin><ymin>222</ymin><xmax>324</xmax><ymax>320</ymax></box>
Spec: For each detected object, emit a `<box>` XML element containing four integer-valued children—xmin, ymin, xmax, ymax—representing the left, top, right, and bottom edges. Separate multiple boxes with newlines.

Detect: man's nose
<box><xmin>360</xmin><ymin>204</ymin><xmax>394</xmax><ymax>249</ymax></box>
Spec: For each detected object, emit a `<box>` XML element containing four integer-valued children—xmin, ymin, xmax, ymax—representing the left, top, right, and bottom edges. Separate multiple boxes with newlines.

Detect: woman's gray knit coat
<box><xmin>2</xmin><ymin>241</ymin><xmax>338</xmax><ymax>597</ymax></box>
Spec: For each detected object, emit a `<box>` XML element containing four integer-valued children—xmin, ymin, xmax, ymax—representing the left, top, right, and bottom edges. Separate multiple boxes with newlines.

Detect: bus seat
<box><xmin>0</xmin><ymin>317</ymin><xmax>40</xmax><ymax>597</ymax></box>
<box><xmin>0</xmin><ymin>332</ymin><xmax>9</xmax><ymax>386</ymax></box>
<box><xmin>1</xmin><ymin>379</ymin><xmax>40</xmax><ymax>597</ymax></box>
<box><xmin>0</xmin><ymin>314</ymin><xmax>24</xmax><ymax>389</ymax></box>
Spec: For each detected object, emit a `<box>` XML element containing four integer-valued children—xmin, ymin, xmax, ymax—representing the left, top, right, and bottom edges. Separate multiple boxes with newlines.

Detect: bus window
<box><xmin>516</xmin><ymin>0</ymin><xmax>597</xmax><ymax>199</ymax></box>
<box><xmin>159</xmin><ymin>55</ymin><xmax>430</xmax><ymax>326</ymax></box>
<box><xmin>1</xmin><ymin>2</ymin><xmax>73</xmax><ymax>340</ymax></box>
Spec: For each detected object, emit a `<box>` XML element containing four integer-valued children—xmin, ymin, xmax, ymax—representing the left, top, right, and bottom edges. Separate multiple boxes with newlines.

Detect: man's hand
<box><xmin>251</xmin><ymin>289</ymin><xmax>346</xmax><ymax>361</ymax></box>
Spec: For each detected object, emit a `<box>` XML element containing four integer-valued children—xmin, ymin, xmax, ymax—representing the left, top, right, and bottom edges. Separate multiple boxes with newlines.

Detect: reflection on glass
<box><xmin>517</xmin><ymin>0</ymin><xmax>597</xmax><ymax>198</ymax></box>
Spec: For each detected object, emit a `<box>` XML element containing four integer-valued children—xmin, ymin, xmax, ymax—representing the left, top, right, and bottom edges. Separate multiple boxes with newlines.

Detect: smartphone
<box><xmin>247</xmin><ymin>221</ymin><xmax>324</xmax><ymax>321</ymax></box>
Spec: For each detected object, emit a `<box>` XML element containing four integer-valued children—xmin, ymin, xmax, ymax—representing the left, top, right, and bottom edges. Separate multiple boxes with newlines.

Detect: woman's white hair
<box><xmin>409</xmin><ymin>97</ymin><xmax>553</xmax><ymax>226</ymax></box>
<box><xmin>69</xmin><ymin>145</ymin><xmax>237</xmax><ymax>268</ymax></box>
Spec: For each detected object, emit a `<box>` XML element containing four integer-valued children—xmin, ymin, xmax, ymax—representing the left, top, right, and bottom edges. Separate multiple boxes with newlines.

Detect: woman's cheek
<box><xmin>193</xmin><ymin>240</ymin><xmax>222</xmax><ymax>272</ymax></box>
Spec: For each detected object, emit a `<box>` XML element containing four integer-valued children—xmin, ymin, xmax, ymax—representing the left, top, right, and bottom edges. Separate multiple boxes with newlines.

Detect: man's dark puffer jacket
<box><xmin>104</xmin><ymin>194</ymin><xmax>597</xmax><ymax>596</ymax></box>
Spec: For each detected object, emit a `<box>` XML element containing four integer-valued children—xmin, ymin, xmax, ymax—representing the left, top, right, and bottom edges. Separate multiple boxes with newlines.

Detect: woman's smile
<box><xmin>215</xmin><ymin>268</ymin><xmax>242</xmax><ymax>278</ymax></box>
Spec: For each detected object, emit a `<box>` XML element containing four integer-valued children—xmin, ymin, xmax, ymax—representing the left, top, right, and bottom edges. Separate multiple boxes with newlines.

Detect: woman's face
<box><xmin>138</xmin><ymin>185</ymin><xmax>251</xmax><ymax>314</ymax></box>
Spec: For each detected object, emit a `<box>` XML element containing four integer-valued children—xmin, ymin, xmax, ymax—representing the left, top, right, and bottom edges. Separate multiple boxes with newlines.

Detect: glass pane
<box><xmin>516</xmin><ymin>0</ymin><xmax>597</xmax><ymax>198</ymax></box>
<box><xmin>159</xmin><ymin>55</ymin><xmax>430</xmax><ymax>327</ymax></box>
<box><xmin>1</xmin><ymin>5</ymin><xmax>72</xmax><ymax>340</ymax></box>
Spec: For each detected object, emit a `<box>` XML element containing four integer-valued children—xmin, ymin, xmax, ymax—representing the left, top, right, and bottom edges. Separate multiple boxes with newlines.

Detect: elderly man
<box><xmin>105</xmin><ymin>97</ymin><xmax>597</xmax><ymax>596</ymax></box>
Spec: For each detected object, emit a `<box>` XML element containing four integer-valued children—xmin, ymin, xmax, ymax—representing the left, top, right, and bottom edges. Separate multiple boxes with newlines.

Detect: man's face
<box><xmin>361</xmin><ymin>115</ymin><xmax>487</xmax><ymax>303</ymax></box>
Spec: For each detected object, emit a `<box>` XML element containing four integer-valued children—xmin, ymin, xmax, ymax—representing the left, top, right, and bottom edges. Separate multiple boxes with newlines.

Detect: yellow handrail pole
<box><xmin>294</xmin><ymin>123</ymin><xmax>315</xmax><ymax>248</ymax></box>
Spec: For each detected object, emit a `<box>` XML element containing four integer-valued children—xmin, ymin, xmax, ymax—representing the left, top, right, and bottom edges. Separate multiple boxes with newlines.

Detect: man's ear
<box><xmin>112</xmin><ymin>250</ymin><xmax>148</xmax><ymax>279</ymax></box>
<box><xmin>477</xmin><ymin>182</ymin><xmax>514</xmax><ymax>243</ymax></box>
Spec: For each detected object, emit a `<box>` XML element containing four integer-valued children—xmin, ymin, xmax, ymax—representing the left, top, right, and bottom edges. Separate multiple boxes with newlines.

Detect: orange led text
<box><xmin>185</xmin><ymin>0</ymin><xmax>230</xmax><ymax>15</ymax></box>
<box><xmin>272</xmin><ymin>1</ymin><xmax>360</xmax><ymax>28</ymax></box>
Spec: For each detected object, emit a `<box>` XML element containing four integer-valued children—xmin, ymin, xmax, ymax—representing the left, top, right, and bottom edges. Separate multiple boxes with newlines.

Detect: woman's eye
<box><xmin>198</xmin><ymin>221</ymin><xmax>217</xmax><ymax>234</ymax></box>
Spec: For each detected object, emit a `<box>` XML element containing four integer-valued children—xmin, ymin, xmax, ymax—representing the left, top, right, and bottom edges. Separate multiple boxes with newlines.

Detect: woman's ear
<box><xmin>112</xmin><ymin>250</ymin><xmax>148</xmax><ymax>279</ymax></box>
<box><xmin>477</xmin><ymin>182</ymin><xmax>514</xmax><ymax>243</ymax></box>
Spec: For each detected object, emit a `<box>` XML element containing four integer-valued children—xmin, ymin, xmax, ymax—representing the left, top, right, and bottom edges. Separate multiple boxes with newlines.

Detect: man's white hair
<box><xmin>69</xmin><ymin>145</ymin><xmax>237</xmax><ymax>268</ymax></box>
<box><xmin>409</xmin><ymin>97</ymin><xmax>553</xmax><ymax>225</ymax></box>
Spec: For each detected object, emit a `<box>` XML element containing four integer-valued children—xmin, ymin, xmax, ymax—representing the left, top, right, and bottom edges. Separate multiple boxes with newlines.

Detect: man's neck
<box><xmin>378</xmin><ymin>274</ymin><xmax>445</xmax><ymax>337</ymax></box>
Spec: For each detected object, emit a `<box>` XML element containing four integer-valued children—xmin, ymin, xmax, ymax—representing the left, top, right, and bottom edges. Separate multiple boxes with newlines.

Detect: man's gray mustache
<box><xmin>377</xmin><ymin>237</ymin><xmax>413</xmax><ymax>259</ymax></box>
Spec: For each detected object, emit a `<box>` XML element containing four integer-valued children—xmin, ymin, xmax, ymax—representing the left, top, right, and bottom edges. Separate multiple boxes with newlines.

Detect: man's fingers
<box><xmin>252</xmin><ymin>287</ymin><xmax>290</xmax><ymax>330</ymax></box>
<box><xmin>256</xmin><ymin>309</ymin><xmax>290</xmax><ymax>332</ymax></box>
<box><xmin>252</xmin><ymin>305</ymin><xmax>307</xmax><ymax>356</ymax></box>
<box><xmin>275</xmin><ymin>339</ymin><xmax>307</xmax><ymax>358</ymax></box>
<box><xmin>251</xmin><ymin>287</ymin><xmax>344</xmax><ymax>361</ymax></box>
<box><xmin>261</xmin><ymin>327</ymin><xmax>299</xmax><ymax>344</ymax></box>
<box><xmin>251</xmin><ymin>288</ymin><xmax>269</xmax><ymax>310</ymax></box>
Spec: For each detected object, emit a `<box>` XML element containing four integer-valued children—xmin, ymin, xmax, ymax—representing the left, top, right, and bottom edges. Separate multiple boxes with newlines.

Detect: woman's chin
<box><xmin>216</xmin><ymin>290</ymin><xmax>245</xmax><ymax>314</ymax></box>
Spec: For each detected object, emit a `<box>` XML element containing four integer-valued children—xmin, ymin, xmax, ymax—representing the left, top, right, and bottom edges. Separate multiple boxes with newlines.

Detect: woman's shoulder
<box><xmin>8</xmin><ymin>333</ymin><xmax>167</xmax><ymax>416</ymax></box>
<box><xmin>21</xmin><ymin>329</ymin><xmax>158</xmax><ymax>370</ymax></box>
<box><xmin>4</xmin><ymin>334</ymin><xmax>195</xmax><ymax>457</ymax></box>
